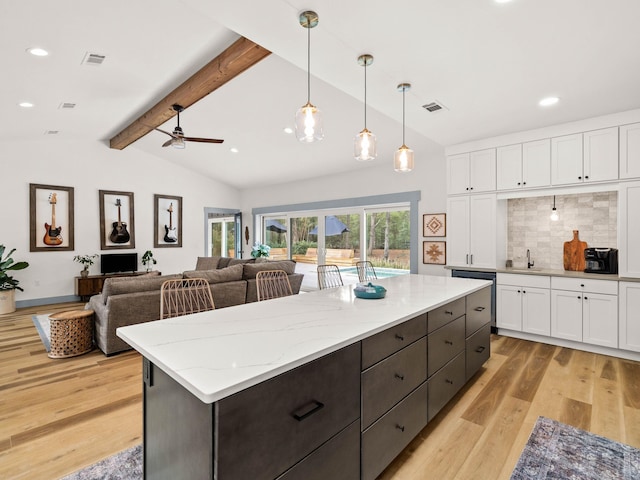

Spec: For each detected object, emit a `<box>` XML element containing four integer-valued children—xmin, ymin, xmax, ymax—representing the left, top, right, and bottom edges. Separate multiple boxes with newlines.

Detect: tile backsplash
<box><xmin>507</xmin><ymin>192</ymin><xmax>617</xmax><ymax>270</ymax></box>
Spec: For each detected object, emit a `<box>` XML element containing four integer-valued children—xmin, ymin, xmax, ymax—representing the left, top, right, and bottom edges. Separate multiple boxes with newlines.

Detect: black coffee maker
<box><xmin>584</xmin><ymin>248</ymin><xmax>618</xmax><ymax>274</ymax></box>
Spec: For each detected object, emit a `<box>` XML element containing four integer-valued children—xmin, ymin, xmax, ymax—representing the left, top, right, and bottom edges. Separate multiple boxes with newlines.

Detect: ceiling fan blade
<box><xmin>154</xmin><ymin>127</ymin><xmax>177</xmax><ymax>138</ymax></box>
<box><xmin>161</xmin><ymin>138</ymin><xmax>174</xmax><ymax>147</ymax></box>
<box><xmin>183</xmin><ymin>136</ymin><xmax>224</xmax><ymax>144</ymax></box>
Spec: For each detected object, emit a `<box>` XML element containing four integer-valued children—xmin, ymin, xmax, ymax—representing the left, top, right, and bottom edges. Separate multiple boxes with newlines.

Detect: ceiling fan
<box><xmin>154</xmin><ymin>104</ymin><xmax>224</xmax><ymax>148</ymax></box>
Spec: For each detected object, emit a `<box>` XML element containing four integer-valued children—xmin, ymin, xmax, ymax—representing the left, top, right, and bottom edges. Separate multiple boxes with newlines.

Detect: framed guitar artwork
<box><xmin>29</xmin><ymin>184</ymin><xmax>75</xmax><ymax>251</ymax></box>
<box><xmin>154</xmin><ymin>194</ymin><xmax>182</xmax><ymax>248</ymax></box>
<box><xmin>99</xmin><ymin>190</ymin><xmax>135</xmax><ymax>250</ymax></box>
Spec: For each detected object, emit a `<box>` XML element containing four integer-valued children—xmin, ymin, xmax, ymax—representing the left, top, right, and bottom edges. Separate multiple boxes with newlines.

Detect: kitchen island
<box><xmin>117</xmin><ymin>274</ymin><xmax>492</xmax><ymax>480</ymax></box>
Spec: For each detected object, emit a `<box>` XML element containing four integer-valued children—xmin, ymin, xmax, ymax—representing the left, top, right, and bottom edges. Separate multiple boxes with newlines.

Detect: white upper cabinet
<box><xmin>497</xmin><ymin>139</ymin><xmax>551</xmax><ymax>190</ymax></box>
<box><xmin>551</xmin><ymin>133</ymin><xmax>584</xmax><ymax>185</ymax></box>
<box><xmin>583</xmin><ymin>127</ymin><xmax>618</xmax><ymax>182</ymax></box>
<box><xmin>447</xmin><ymin>149</ymin><xmax>496</xmax><ymax>194</ymax></box>
<box><xmin>620</xmin><ymin>122</ymin><xmax>640</xmax><ymax>179</ymax></box>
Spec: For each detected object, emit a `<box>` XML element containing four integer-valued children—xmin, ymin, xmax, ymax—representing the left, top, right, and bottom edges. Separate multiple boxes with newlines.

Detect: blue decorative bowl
<box><xmin>354</xmin><ymin>282</ymin><xmax>387</xmax><ymax>299</ymax></box>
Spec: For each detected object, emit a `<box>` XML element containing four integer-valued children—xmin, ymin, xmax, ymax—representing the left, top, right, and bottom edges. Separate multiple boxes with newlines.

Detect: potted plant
<box><xmin>251</xmin><ymin>243</ymin><xmax>271</xmax><ymax>259</ymax></box>
<box><xmin>74</xmin><ymin>254</ymin><xmax>98</xmax><ymax>278</ymax></box>
<box><xmin>0</xmin><ymin>245</ymin><xmax>29</xmax><ymax>315</ymax></box>
<box><xmin>142</xmin><ymin>250</ymin><xmax>157</xmax><ymax>272</ymax></box>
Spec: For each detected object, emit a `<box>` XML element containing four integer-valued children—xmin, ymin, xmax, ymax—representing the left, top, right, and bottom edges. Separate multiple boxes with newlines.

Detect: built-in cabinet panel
<box><xmin>619</xmin><ymin>282</ymin><xmax>640</xmax><ymax>352</ymax></box>
<box><xmin>551</xmin><ymin>133</ymin><xmax>584</xmax><ymax>185</ymax></box>
<box><xmin>582</xmin><ymin>292</ymin><xmax>618</xmax><ymax>348</ymax></box>
<box><xmin>447</xmin><ymin>196</ymin><xmax>470</xmax><ymax>267</ymax></box>
<box><xmin>447</xmin><ymin>149</ymin><xmax>496</xmax><ymax>194</ymax></box>
<box><xmin>522</xmin><ymin>287</ymin><xmax>552</xmax><ymax>336</ymax></box>
<box><xmin>583</xmin><ymin>127</ymin><xmax>619</xmax><ymax>182</ymax></box>
<box><xmin>497</xmin><ymin>139</ymin><xmax>551</xmax><ymax>190</ymax></box>
<box><xmin>620</xmin><ymin>122</ymin><xmax>640</xmax><ymax>179</ymax></box>
<box><xmin>496</xmin><ymin>144</ymin><xmax>522</xmax><ymax>190</ymax></box>
<box><xmin>619</xmin><ymin>181</ymin><xmax>640</xmax><ymax>278</ymax></box>
<box><xmin>551</xmin><ymin>289</ymin><xmax>583</xmax><ymax>341</ymax></box>
<box><xmin>496</xmin><ymin>274</ymin><xmax>551</xmax><ymax>336</ymax></box>
<box><xmin>447</xmin><ymin>153</ymin><xmax>471</xmax><ymax>195</ymax></box>
<box><xmin>496</xmin><ymin>284</ymin><xmax>523</xmax><ymax>331</ymax></box>
<box><xmin>447</xmin><ymin>194</ymin><xmax>497</xmax><ymax>268</ymax></box>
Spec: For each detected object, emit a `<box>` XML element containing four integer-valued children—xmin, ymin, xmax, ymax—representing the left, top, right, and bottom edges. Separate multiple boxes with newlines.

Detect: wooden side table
<box><xmin>48</xmin><ymin>310</ymin><xmax>94</xmax><ymax>358</ymax></box>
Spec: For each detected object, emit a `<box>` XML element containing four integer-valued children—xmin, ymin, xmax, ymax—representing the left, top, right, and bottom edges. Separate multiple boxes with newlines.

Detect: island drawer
<box><xmin>466</xmin><ymin>323</ymin><xmax>491</xmax><ymax>380</ymax></box>
<box><xmin>361</xmin><ymin>313</ymin><xmax>427</xmax><ymax>369</ymax></box>
<box><xmin>361</xmin><ymin>337</ymin><xmax>427</xmax><ymax>430</ymax></box>
<box><xmin>466</xmin><ymin>286</ymin><xmax>491</xmax><ymax>336</ymax></box>
<box><xmin>361</xmin><ymin>382</ymin><xmax>428</xmax><ymax>480</ymax></box>
<box><xmin>428</xmin><ymin>315</ymin><xmax>465</xmax><ymax>377</ymax></box>
<box><xmin>276</xmin><ymin>421</ymin><xmax>360</xmax><ymax>480</ymax></box>
<box><xmin>427</xmin><ymin>351</ymin><xmax>465</xmax><ymax>422</ymax></box>
<box><xmin>428</xmin><ymin>297</ymin><xmax>465</xmax><ymax>333</ymax></box>
<box><xmin>215</xmin><ymin>343</ymin><xmax>361</xmax><ymax>480</ymax></box>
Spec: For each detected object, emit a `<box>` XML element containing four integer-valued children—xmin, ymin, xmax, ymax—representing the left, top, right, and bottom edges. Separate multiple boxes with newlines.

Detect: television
<box><xmin>100</xmin><ymin>253</ymin><xmax>138</xmax><ymax>275</ymax></box>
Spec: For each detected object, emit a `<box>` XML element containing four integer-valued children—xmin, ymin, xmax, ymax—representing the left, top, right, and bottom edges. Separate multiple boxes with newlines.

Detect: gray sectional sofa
<box><xmin>87</xmin><ymin>257</ymin><xmax>303</xmax><ymax>355</ymax></box>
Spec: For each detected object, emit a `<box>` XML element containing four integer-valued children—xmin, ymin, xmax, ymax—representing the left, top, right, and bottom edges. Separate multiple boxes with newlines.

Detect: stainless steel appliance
<box><xmin>584</xmin><ymin>248</ymin><xmax>618</xmax><ymax>274</ymax></box>
<box><xmin>451</xmin><ymin>269</ymin><xmax>496</xmax><ymax>332</ymax></box>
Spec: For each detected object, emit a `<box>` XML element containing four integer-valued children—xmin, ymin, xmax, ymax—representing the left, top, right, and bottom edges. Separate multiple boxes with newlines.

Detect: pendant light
<box><xmin>550</xmin><ymin>195</ymin><xmax>559</xmax><ymax>221</ymax></box>
<box><xmin>295</xmin><ymin>11</ymin><xmax>324</xmax><ymax>143</ymax></box>
<box><xmin>394</xmin><ymin>83</ymin><xmax>414</xmax><ymax>172</ymax></box>
<box><xmin>354</xmin><ymin>54</ymin><xmax>376</xmax><ymax>161</ymax></box>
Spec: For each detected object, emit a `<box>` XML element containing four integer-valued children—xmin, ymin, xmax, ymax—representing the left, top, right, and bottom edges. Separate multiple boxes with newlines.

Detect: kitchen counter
<box><xmin>447</xmin><ymin>265</ymin><xmax>639</xmax><ymax>282</ymax></box>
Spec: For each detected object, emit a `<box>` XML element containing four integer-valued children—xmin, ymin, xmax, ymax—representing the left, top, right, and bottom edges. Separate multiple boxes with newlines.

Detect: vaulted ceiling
<box><xmin>4</xmin><ymin>1</ymin><xmax>640</xmax><ymax>189</ymax></box>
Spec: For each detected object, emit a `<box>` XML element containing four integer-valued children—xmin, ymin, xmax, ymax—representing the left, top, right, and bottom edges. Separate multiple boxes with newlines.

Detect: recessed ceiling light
<box><xmin>495</xmin><ymin>0</ymin><xmax>513</xmax><ymax>3</ymax></box>
<box><xmin>27</xmin><ymin>47</ymin><xmax>49</xmax><ymax>57</ymax></box>
<box><xmin>19</xmin><ymin>102</ymin><xmax>34</xmax><ymax>108</ymax></box>
<box><xmin>283</xmin><ymin>127</ymin><xmax>293</xmax><ymax>134</ymax></box>
<box><xmin>230</xmin><ymin>147</ymin><xmax>239</xmax><ymax>153</ymax></box>
<box><xmin>539</xmin><ymin>96</ymin><xmax>559</xmax><ymax>107</ymax></box>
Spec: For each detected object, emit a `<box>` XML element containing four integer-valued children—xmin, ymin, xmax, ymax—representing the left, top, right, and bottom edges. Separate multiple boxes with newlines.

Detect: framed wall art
<box><xmin>154</xmin><ymin>194</ymin><xmax>182</xmax><ymax>248</ymax></box>
<box><xmin>423</xmin><ymin>213</ymin><xmax>446</xmax><ymax>237</ymax></box>
<box><xmin>423</xmin><ymin>241</ymin><xmax>446</xmax><ymax>265</ymax></box>
<box><xmin>99</xmin><ymin>190</ymin><xmax>135</xmax><ymax>250</ymax></box>
<box><xmin>29</xmin><ymin>183</ymin><xmax>75</xmax><ymax>252</ymax></box>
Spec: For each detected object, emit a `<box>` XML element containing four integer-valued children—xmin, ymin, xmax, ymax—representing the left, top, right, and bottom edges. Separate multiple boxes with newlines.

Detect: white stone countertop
<box><xmin>446</xmin><ymin>265</ymin><xmax>634</xmax><ymax>281</ymax></box>
<box><xmin>117</xmin><ymin>274</ymin><xmax>491</xmax><ymax>404</ymax></box>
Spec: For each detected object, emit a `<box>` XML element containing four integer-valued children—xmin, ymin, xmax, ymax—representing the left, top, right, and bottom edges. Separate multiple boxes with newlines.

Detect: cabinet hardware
<box><xmin>394</xmin><ymin>373</ymin><xmax>405</xmax><ymax>381</ymax></box>
<box><xmin>585</xmin><ymin>175</ymin><xmax>589</xmax><ymax>179</ymax></box>
<box><xmin>577</xmin><ymin>296</ymin><xmax>582</xmax><ymax>299</ymax></box>
<box><xmin>395</xmin><ymin>333</ymin><xmax>404</xmax><ymax>341</ymax></box>
<box><xmin>396</xmin><ymin>424</ymin><xmax>405</xmax><ymax>432</ymax></box>
<box><xmin>523</xmin><ymin>290</ymin><xmax>526</xmax><ymax>294</ymax></box>
<box><xmin>444</xmin><ymin>340</ymin><xmax>453</xmax><ymax>345</ymax></box>
<box><xmin>466</xmin><ymin>187</ymin><xmax>470</xmax><ymax>191</ymax></box>
<box><xmin>292</xmin><ymin>400</ymin><xmax>325</xmax><ymax>421</ymax></box>
<box><xmin>470</xmin><ymin>187</ymin><xmax>474</xmax><ymax>190</ymax></box>
<box><xmin>474</xmin><ymin>306</ymin><xmax>485</xmax><ymax>312</ymax></box>
<box><xmin>578</xmin><ymin>176</ymin><xmax>582</xmax><ymax>180</ymax></box>
<box><xmin>580</xmin><ymin>284</ymin><xmax>585</xmax><ymax>287</ymax></box>
<box><xmin>466</xmin><ymin>254</ymin><xmax>469</xmax><ymax>264</ymax></box>
<box><xmin>517</xmin><ymin>290</ymin><xmax>521</xmax><ymax>293</ymax></box>
<box><xmin>517</xmin><ymin>182</ymin><xmax>521</xmax><ymax>185</ymax></box>
<box><xmin>475</xmin><ymin>346</ymin><xmax>486</xmax><ymax>353</ymax></box>
<box><xmin>445</xmin><ymin>310</ymin><xmax>453</xmax><ymax>315</ymax></box>
<box><xmin>445</xmin><ymin>379</ymin><xmax>454</xmax><ymax>384</ymax></box>
<box><xmin>584</xmin><ymin>296</ymin><xmax>588</xmax><ymax>300</ymax></box>
<box><xmin>523</xmin><ymin>181</ymin><xmax>527</xmax><ymax>185</ymax></box>
<box><xmin>470</xmin><ymin>254</ymin><xmax>474</xmax><ymax>264</ymax></box>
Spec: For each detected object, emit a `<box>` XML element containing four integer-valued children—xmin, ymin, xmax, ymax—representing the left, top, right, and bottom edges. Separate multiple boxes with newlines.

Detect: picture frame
<box><xmin>423</xmin><ymin>213</ymin><xmax>446</xmax><ymax>237</ymax></box>
<box><xmin>423</xmin><ymin>241</ymin><xmax>446</xmax><ymax>265</ymax></box>
<box><xmin>99</xmin><ymin>190</ymin><xmax>135</xmax><ymax>250</ymax></box>
<box><xmin>154</xmin><ymin>194</ymin><xmax>182</xmax><ymax>248</ymax></box>
<box><xmin>29</xmin><ymin>183</ymin><xmax>75</xmax><ymax>252</ymax></box>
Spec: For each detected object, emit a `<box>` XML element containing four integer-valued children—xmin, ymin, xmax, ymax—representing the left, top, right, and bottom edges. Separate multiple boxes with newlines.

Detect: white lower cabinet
<box><xmin>496</xmin><ymin>274</ymin><xmax>550</xmax><ymax>335</ymax></box>
<box><xmin>619</xmin><ymin>282</ymin><xmax>640</xmax><ymax>352</ymax></box>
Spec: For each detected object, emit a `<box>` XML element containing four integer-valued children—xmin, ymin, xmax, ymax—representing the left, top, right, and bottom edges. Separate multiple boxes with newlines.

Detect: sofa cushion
<box><xmin>101</xmin><ymin>274</ymin><xmax>183</xmax><ymax>303</ymax></box>
<box><xmin>196</xmin><ymin>256</ymin><xmax>220</xmax><ymax>270</ymax></box>
<box><xmin>242</xmin><ymin>260</ymin><xmax>296</xmax><ymax>279</ymax></box>
<box><xmin>183</xmin><ymin>264</ymin><xmax>244</xmax><ymax>284</ymax></box>
<box><xmin>229</xmin><ymin>258</ymin><xmax>255</xmax><ymax>267</ymax></box>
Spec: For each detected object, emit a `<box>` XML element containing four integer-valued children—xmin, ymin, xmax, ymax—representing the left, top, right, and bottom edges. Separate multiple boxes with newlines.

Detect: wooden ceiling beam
<box><xmin>109</xmin><ymin>36</ymin><xmax>271</xmax><ymax>150</ymax></box>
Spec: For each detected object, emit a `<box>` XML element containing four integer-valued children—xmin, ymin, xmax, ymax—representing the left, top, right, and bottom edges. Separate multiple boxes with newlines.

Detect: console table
<box><xmin>117</xmin><ymin>274</ymin><xmax>491</xmax><ymax>480</ymax></box>
<box><xmin>75</xmin><ymin>271</ymin><xmax>159</xmax><ymax>300</ymax></box>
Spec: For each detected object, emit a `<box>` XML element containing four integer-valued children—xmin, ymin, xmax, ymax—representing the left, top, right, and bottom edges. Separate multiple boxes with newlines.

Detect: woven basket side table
<box><xmin>48</xmin><ymin>309</ymin><xmax>94</xmax><ymax>359</ymax></box>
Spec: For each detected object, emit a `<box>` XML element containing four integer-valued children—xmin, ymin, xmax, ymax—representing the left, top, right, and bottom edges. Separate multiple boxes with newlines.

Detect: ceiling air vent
<box><xmin>44</xmin><ymin>130</ymin><xmax>59</xmax><ymax>135</ymax></box>
<box><xmin>59</xmin><ymin>102</ymin><xmax>76</xmax><ymax>109</ymax></box>
<box><xmin>81</xmin><ymin>52</ymin><xmax>106</xmax><ymax>66</ymax></box>
<box><xmin>422</xmin><ymin>101</ymin><xmax>447</xmax><ymax>113</ymax></box>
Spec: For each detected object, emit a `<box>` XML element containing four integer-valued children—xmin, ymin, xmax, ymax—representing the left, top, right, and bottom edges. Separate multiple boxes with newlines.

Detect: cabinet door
<box><xmin>469</xmin><ymin>149</ymin><xmax>496</xmax><ymax>192</ymax></box>
<box><xmin>447</xmin><ymin>153</ymin><xmax>470</xmax><ymax>194</ymax></box>
<box><xmin>619</xmin><ymin>282</ymin><xmax>640</xmax><ymax>352</ymax></box>
<box><xmin>551</xmin><ymin>133</ymin><xmax>583</xmax><ymax>185</ymax></box>
<box><xmin>619</xmin><ymin>181</ymin><xmax>640</xmax><ymax>277</ymax></box>
<box><xmin>447</xmin><ymin>196</ymin><xmax>470</xmax><ymax>266</ymax></box>
<box><xmin>496</xmin><ymin>285</ymin><xmax>522</xmax><ymax>331</ymax></box>
<box><xmin>496</xmin><ymin>144</ymin><xmax>522</xmax><ymax>190</ymax></box>
<box><xmin>522</xmin><ymin>138</ymin><xmax>551</xmax><ymax>188</ymax></box>
<box><xmin>551</xmin><ymin>290</ymin><xmax>583</xmax><ymax>341</ymax></box>
<box><xmin>582</xmin><ymin>293</ymin><xmax>618</xmax><ymax>348</ymax></box>
<box><xmin>469</xmin><ymin>194</ymin><xmax>496</xmax><ymax>268</ymax></box>
<box><xmin>620</xmin><ymin>122</ymin><xmax>640</xmax><ymax>179</ymax></box>
<box><xmin>522</xmin><ymin>287</ymin><xmax>551</xmax><ymax>336</ymax></box>
<box><xmin>583</xmin><ymin>127</ymin><xmax>618</xmax><ymax>182</ymax></box>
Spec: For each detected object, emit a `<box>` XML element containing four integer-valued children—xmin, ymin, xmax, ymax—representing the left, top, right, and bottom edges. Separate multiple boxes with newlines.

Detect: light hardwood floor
<box><xmin>1</xmin><ymin>303</ymin><xmax>639</xmax><ymax>480</ymax></box>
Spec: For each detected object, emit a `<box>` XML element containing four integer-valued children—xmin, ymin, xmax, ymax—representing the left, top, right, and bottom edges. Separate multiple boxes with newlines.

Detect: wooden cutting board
<box><xmin>563</xmin><ymin>230</ymin><xmax>587</xmax><ymax>271</ymax></box>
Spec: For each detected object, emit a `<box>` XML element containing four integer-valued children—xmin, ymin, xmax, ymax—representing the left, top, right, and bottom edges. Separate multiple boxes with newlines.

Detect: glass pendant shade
<box><xmin>354</xmin><ymin>128</ymin><xmax>377</xmax><ymax>161</ymax></box>
<box><xmin>394</xmin><ymin>144</ymin><xmax>414</xmax><ymax>172</ymax></box>
<box><xmin>295</xmin><ymin>101</ymin><xmax>324</xmax><ymax>143</ymax></box>
<box><xmin>550</xmin><ymin>195</ymin><xmax>559</xmax><ymax>221</ymax></box>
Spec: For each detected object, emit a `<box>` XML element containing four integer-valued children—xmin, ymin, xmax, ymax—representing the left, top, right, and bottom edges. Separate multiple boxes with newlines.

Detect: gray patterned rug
<box><xmin>59</xmin><ymin>445</ymin><xmax>142</xmax><ymax>480</ymax></box>
<box><xmin>511</xmin><ymin>416</ymin><xmax>640</xmax><ymax>479</ymax></box>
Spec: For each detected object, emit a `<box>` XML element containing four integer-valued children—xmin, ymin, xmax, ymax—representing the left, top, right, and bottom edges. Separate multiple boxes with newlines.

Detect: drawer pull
<box><xmin>474</xmin><ymin>306</ymin><xmax>485</xmax><ymax>312</ymax></box>
<box><xmin>475</xmin><ymin>346</ymin><xmax>486</xmax><ymax>353</ymax></box>
<box><xmin>394</xmin><ymin>373</ymin><xmax>405</xmax><ymax>381</ymax></box>
<box><xmin>445</xmin><ymin>340</ymin><xmax>453</xmax><ymax>345</ymax></box>
<box><xmin>395</xmin><ymin>333</ymin><xmax>405</xmax><ymax>341</ymax></box>
<box><xmin>445</xmin><ymin>310</ymin><xmax>454</xmax><ymax>315</ymax></box>
<box><xmin>292</xmin><ymin>400</ymin><xmax>325</xmax><ymax>421</ymax></box>
<box><xmin>445</xmin><ymin>379</ymin><xmax>454</xmax><ymax>385</ymax></box>
<box><xmin>396</xmin><ymin>424</ymin><xmax>405</xmax><ymax>432</ymax></box>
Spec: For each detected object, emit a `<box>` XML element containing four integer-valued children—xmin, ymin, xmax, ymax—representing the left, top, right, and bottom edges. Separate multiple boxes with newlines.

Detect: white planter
<box><xmin>0</xmin><ymin>289</ymin><xmax>16</xmax><ymax>314</ymax></box>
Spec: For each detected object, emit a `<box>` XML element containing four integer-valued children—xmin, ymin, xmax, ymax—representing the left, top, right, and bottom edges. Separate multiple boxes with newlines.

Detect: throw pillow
<box><xmin>195</xmin><ymin>256</ymin><xmax>220</xmax><ymax>270</ymax></box>
<box><xmin>183</xmin><ymin>264</ymin><xmax>244</xmax><ymax>284</ymax></box>
<box><xmin>242</xmin><ymin>260</ymin><xmax>296</xmax><ymax>279</ymax></box>
<box><xmin>229</xmin><ymin>258</ymin><xmax>255</xmax><ymax>266</ymax></box>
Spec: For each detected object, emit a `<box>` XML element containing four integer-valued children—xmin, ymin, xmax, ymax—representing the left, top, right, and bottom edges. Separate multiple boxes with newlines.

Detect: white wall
<box><xmin>239</xmin><ymin>146</ymin><xmax>448</xmax><ymax>276</ymax></box>
<box><xmin>6</xmin><ymin>138</ymin><xmax>240</xmax><ymax>305</ymax></box>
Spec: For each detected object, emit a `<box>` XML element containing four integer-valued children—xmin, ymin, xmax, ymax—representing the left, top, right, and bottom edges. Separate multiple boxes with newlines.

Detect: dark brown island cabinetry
<box><xmin>142</xmin><ymin>285</ymin><xmax>491</xmax><ymax>480</ymax></box>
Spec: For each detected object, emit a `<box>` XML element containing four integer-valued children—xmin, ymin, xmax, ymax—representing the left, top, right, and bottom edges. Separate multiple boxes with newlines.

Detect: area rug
<box><xmin>59</xmin><ymin>444</ymin><xmax>142</xmax><ymax>480</ymax></box>
<box><xmin>511</xmin><ymin>416</ymin><xmax>640</xmax><ymax>479</ymax></box>
<box><xmin>32</xmin><ymin>313</ymin><xmax>51</xmax><ymax>352</ymax></box>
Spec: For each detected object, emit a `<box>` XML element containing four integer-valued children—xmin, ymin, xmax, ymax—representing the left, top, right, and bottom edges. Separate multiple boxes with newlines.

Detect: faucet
<box><xmin>526</xmin><ymin>249</ymin><xmax>535</xmax><ymax>269</ymax></box>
